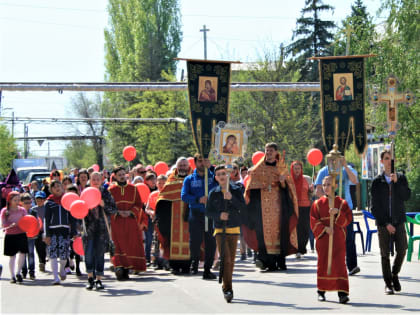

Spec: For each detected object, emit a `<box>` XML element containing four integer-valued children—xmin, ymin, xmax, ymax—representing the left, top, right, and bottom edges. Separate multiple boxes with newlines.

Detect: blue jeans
<box><xmin>22</xmin><ymin>239</ymin><xmax>35</xmax><ymax>275</ymax></box>
<box><xmin>188</xmin><ymin>210</ymin><xmax>216</xmax><ymax>270</ymax></box>
<box><xmin>84</xmin><ymin>237</ymin><xmax>105</xmax><ymax>276</ymax></box>
<box><xmin>145</xmin><ymin>217</ymin><xmax>154</xmax><ymax>262</ymax></box>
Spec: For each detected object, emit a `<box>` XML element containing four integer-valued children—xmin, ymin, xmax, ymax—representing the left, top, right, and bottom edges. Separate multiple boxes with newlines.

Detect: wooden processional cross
<box><xmin>371</xmin><ymin>76</ymin><xmax>414</xmax><ymax>138</ymax></box>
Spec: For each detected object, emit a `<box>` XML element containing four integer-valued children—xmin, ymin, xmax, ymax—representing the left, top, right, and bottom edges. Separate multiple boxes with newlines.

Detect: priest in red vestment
<box><xmin>155</xmin><ymin>157</ymin><xmax>192</xmax><ymax>274</ymax></box>
<box><xmin>310</xmin><ymin>175</ymin><xmax>352</xmax><ymax>304</ymax></box>
<box><xmin>109</xmin><ymin>166</ymin><xmax>148</xmax><ymax>280</ymax></box>
<box><xmin>243</xmin><ymin>142</ymin><xmax>299</xmax><ymax>271</ymax></box>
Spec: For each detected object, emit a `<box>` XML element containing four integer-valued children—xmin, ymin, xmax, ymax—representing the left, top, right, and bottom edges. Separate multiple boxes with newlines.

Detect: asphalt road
<box><xmin>1</xmin><ymin>216</ymin><xmax>419</xmax><ymax>314</ymax></box>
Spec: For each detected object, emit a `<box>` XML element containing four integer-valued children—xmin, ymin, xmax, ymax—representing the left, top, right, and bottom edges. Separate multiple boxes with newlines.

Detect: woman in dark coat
<box><xmin>83</xmin><ymin>171</ymin><xmax>117</xmax><ymax>290</ymax></box>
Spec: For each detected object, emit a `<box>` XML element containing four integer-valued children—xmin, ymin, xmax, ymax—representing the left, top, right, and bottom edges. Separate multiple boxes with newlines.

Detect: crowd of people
<box><xmin>0</xmin><ymin>144</ymin><xmax>411</xmax><ymax>304</ymax></box>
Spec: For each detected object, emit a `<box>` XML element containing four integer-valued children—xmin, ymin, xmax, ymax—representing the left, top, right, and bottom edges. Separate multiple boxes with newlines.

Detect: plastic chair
<box><xmin>405</xmin><ymin>215</ymin><xmax>420</xmax><ymax>262</ymax></box>
<box><xmin>353</xmin><ymin>221</ymin><xmax>365</xmax><ymax>255</ymax></box>
<box><xmin>362</xmin><ymin>210</ymin><xmax>378</xmax><ymax>252</ymax></box>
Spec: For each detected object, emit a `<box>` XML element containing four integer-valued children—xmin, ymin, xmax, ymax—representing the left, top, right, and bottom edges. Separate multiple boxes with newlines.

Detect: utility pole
<box><xmin>24</xmin><ymin>123</ymin><xmax>29</xmax><ymax>158</ymax></box>
<box><xmin>11</xmin><ymin>111</ymin><xmax>15</xmax><ymax>137</ymax></box>
<box><xmin>200</xmin><ymin>24</ymin><xmax>210</xmax><ymax>60</ymax></box>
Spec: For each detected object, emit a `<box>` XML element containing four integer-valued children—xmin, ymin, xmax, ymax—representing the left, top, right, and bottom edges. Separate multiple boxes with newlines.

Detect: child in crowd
<box><xmin>1</xmin><ymin>191</ymin><xmax>28</xmax><ymax>283</ymax></box>
<box><xmin>20</xmin><ymin>193</ymin><xmax>36</xmax><ymax>279</ymax></box>
<box><xmin>31</xmin><ymin>191</ymin><xmax>47</xmax><ymax>272</ymax></box>
<box><xmin>44</xmin><ymin>180</ymin><xmax>77</xmax><ymax>285</ymax></box>
<box><xmin>206</xmin><ymin>165</ymin><xmax>246</xmax><ymax>303</ymax></box>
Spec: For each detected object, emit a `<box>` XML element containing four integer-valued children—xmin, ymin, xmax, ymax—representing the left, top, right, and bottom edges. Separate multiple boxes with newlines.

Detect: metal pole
<box><xmin>12</xmin><ymin>111</ymin><xmax>14</xmax><ymax>138</ymax></box>
<box><xmin>0</xmin><ymin>82</ymin><xmax>321</xmax><ymax>92</ymax></box>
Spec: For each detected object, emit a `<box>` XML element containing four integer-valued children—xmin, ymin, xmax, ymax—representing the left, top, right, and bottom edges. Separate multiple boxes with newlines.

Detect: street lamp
<box><xmin>325</xmin><ymin>143</ymin><xmax>343</xmax><ymax>275</ymax></box>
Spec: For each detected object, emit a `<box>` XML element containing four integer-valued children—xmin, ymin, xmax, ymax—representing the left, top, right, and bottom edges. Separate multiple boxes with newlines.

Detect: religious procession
<box><xmin>0</xmin><ymin>0</ymin><xmax>419</xmax><ymax>313</ymax></box>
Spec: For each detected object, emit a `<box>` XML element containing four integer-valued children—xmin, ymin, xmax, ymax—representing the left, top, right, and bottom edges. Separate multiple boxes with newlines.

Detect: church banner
<box><xmin>184</xmin><ymin>59</ymin><xmax>236</xmax><ymax>158</ymax></box>
<box><xmin>312</xmin><ymin>55</ymin><xmax>371</xmax><ymax>155</ymax></box>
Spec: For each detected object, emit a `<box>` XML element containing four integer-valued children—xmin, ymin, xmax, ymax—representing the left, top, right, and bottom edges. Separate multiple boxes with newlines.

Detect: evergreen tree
<box><xmin>287</xmin><ymin>0</ymin><xmax>336</xmax><ymax>81</ymax></box>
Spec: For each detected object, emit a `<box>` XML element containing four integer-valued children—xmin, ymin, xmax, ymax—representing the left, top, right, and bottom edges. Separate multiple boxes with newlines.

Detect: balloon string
<box><xmin>312</xmin><ymin>165</ymin><xmax>315</xmax><ymax>183</ymax></box>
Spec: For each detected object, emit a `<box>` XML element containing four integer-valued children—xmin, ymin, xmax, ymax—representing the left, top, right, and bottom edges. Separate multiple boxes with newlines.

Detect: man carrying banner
<box><xmin>243</xmin><ymin>142</ymin><xmax>299</xmax><ymax>271</ymax></box>
<box><xmin>181</xmin><ymin>153</ymin><xmax>218</xmax><ymax>279</ymax></box>
<box><xmin>109</xmin><ymin>166</ymin><xmax>148</xmax><ymax>280</ymax></box>
<box><xmin>155</xmin><ymin>157</ymin><xmax>192</xmax><ymax>274</ymax></box>
<box><xmin>206</xmin><ymin>164</ymin><xmax>246</xmax><ymax>303</ymax></box>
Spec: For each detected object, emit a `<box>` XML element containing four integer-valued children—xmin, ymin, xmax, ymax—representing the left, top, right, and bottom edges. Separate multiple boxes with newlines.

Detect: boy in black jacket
<box><xmin>371</xmin><ymin>149</ymin><xmax>411</xmax><ymax>295</ymax></box>
<box><xmin>206</xmin><ymin>165</ymin><xmax>246</xmax><ymax>303</ymax></box>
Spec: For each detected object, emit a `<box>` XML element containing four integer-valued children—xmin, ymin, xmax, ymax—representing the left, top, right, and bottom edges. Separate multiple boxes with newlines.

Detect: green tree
<box><xmin>333</xmin><ymin>0</ymin><xmax>375</xmax><ymax>56</ymax></box>
<box><xmin>287</xmin><ymin>0</ymin><xmax>336</xmax><ymax>81</ymax></box>
<box><xmin>69</xmin><ymin>93</ymin><xmax>109</xmax><ymax>169</ymax></box>
<box><xmin>63</xmin><ymin>140</ymin><xmax>97</xmax><ymax>169</ymax></box>
<box><xmin>230</xmin><ymin>46</ymin><xmax>318</xmax><ymax>165</ymax></box>
<box><xmin>104</xmin><ymin>0</ymin><xmax>184</xmax><ymax>164</ymax></box>
<box><xmin>370</xmin><ymin>0</ymin><xmax>420</xmax><ymax>210</ymax></box>
<box><xmin>0</xmin><ymin>124</ymin><xmax>17</xmax><ymax>176</ymax></box>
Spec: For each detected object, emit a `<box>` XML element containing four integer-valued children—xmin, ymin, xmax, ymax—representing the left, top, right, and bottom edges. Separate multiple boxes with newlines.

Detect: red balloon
<box><xmin>154</xmin><ymin>161</ymin><xmax>169</xmax><ymax>176</ymax></box>
<box><xmin>243</xmin><ymin>175</ymin><xmax>250</xmax><ymax>188</ymax></box>
<box><xmin>18</xmin><ymin>215</ymin><xmax>38</xmax><ymax>232</ymax></box>
<box><xmin>92</xmin><ymin>164</ymin><xmax>100</xmax><ymax>172</ymax></box>
<box><xmin>123</xmin><ymin>145</ymin><xmax>137</xmax><ymax>162</ymax></box>
<box><xmin>187</xmin><ymin>157</ymin><xmax>195</xmax><ymax>170</ymax></box>
<box><xmin>27</xmin><ymin>225</ymin><xmax>40</xmax><ymax>238</ymax></box>
<box><xmin>252</xmin><ymin>151</ymin><xmax>265</xmax><ymax>165</ymax></box>
<box><xmin>307</xmin><ymin>148</ymin><xmax>323</xmax><ymax>166</ymax></box>
<box><xmin>80</xmin><ymin>187</ymin><xmax>102</xmax><ymax>209</ymax></box>
<box><xmin>70</xmin><ymin>200</ymin><xmax>89</xmax><ymax>219</ymax></box>
<box><xmin>136</xmin><ymin>183</ymin><xmax>150</xmax><ymax>204</ymax></box>
<box><xmin>62</xmin><ymin>192</ymin><xmax>80</xmax><ymax>211</ymax></box>
<box><xmin>73</xmin><ymin>236</ymin><xmax>85</xmax><ymax>256</ymax></box>
<box><xmin>148</xmin><ymin>191</ymin><xmax>160</xmax><ymax>210</ymax></box>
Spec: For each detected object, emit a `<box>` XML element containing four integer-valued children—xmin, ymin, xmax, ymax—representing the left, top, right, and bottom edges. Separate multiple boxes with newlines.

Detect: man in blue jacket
<box><xmin>181</xmin><ymin>153</ymin><xmax>217</xmax><ymax>279</ymax></box>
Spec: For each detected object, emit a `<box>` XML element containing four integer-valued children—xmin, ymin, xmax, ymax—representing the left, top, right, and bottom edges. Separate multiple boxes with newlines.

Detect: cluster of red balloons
<box><xmin>61</xmin><ymin>187</ymin><xmax>102</xmax><ymax>219</ymax></box>
<box><xmin>18</xmin><ymin>215</ymin><xmax>43</xmax><ymax>238</ymax></box>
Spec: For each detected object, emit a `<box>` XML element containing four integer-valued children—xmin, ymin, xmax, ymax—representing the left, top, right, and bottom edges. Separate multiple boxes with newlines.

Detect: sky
<box><xmin>0</xmin><ymin>0</ymin><xmax>384</xmax><ymax>157</ymax></box>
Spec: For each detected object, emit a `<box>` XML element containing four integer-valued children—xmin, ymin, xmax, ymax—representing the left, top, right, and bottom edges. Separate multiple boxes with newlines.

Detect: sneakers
<box><xmin>224</xmin><ymin>290</ymin><xmax>233</xmax><ymax>303</ymax></box>
<box><xmin>95</xmin><ymin>279</ymin><xmax>105</xmax><ymax>290</ymax></box>
<box><xmin>348</xmin><ymin>266</ymin><xmax>360</xmax><ymax>276</ymax></box>
<box><xmin>190</xmin><ymin>261</ymin><xmax>199</xmax><ymax>275</ymax></box>
<box><xmin>203</xmin><ymin>270</ymin><xmax>217</xmax><ymax>280</ymax></box>
<box><xmin>52</xmin><ymin>279</ymin><xmax>60</xmax><ymax>285</ymax></box>
<box><xmin>16</xmin><ymin>274</ymin><xmax>23</xmax><ymax>284</ymax></box>
<box><xmin>10</xmin><ymin>277</ymin><xmax>16</xmax><ymax>284</ymax></box>
<box><xmin>296</xmin><ymin>253</ymin><xmax>302</xmax><ymax>259</ymax></box>
<box><xmin>39</xmin><ymin>263</ymin><xmax>45</xmax><ymax>272</ymax></box>
<box><xmin>392</xmin><ymin>274</ymin><xmax>401</xmax><ymax>292</ymax></box>
<box><xmin>86</xmin><ymin>277</ymin><xmax>95</xmax><ymax>290</ymax></box>
<box><xmin>29</xmin><ymin>272</ymin><xmax>36</xmax><ymax>280</ymax></box>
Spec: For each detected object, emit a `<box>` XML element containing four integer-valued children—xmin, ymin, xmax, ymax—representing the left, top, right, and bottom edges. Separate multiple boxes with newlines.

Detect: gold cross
<box><xmin>326</xmin><ymin>134</ymin><xmax>334</xmax><ymax>147</ymax></box>
<box><xmin>370</xmin><ymin>76</ymin><xmax>414</xmax><ymax>136</ymax></box>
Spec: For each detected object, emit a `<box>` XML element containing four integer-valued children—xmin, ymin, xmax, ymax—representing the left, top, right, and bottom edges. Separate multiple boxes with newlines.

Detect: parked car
<box><xmin>24</xmin><ymin>172</ymin><xmax>51</xmax><ymax>187</ymax></box>
<box><xmin>17</xmin><ymin>167</ymin><xmax>49</xmax><ymax>183</ymax></box>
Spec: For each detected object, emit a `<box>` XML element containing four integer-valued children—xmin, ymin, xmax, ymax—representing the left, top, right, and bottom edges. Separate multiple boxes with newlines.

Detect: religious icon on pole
<box><xmin>370</xmin><ymin>75</ymin><xmax>414</xmax><ymax>137</ymax></box>
<box><xmin>177</xmin><ymin>58</ymin><xmax>240</xmax><ymax>158</ymax></box>
<box><xmin>310</xmin><ymin>54</ymin><xmax>374</xmax><ymax>155</ymax></box>
<box><xmin>212</xmin><ymin>121</ymin><xmax>251</xmax><ymax>164</ymax></box>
